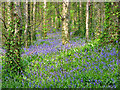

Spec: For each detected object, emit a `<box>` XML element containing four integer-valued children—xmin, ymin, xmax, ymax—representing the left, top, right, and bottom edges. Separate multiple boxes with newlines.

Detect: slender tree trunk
<box><xmin>51</xmin><ymin>17</ymin><xmax>53</xmax><ymax>29</ymax></box>
<box><xmin>55</xmin><ymin>8</ymin><xmax>57</xmax><ymax>30</ymax></box>
<box><xmin>92</xmin><ymin>2</ymin><xmax>96</xmax><ymax>39</ymax></box>
<box><xmin>62</xmin><ymin>0</ymin><xmax>69</xmax><ymax>45</ymax></box>
<box><xmin>39</xmin><ymin>2</ymin><xmax>43</xmax><ymax>38</ymax></box>
<box><xmin>0</xmin><ymin>2</ymin><xmax>2</xmax><ymax>86</ymax></box>
<box><xmin>25</xmin><ymin>0</ymin><xmax>28</xmax><ymax>48</ymax></box>
<box><xmin>96</xmin><ymin>3</ymin><xmax>101</xmax><ymax>39</ymax></box>
<box><xmin>77</xmin><ymin>1</ymin><xmax>82</xmax><ymax>37</ymax></box>
<box><xmin>30</xmin><ymin>2</ymin><xmax>33</xmax><ymax>43</ymax></box>
<box><xmin>100</xmin><ymin>2</ymin><xmax>105</xmax><ymax>37</ymax></box>
<box><xmin>89</xmin><ymin>2</ymin><xmax>92</xmax><ymax>39</ymax></box>
<box><xmin>12</xmin><ymin>2</ymin><xmax>23</xmax><ymax>74</ymax></box>
<box><xmin>68</xmin><ymin>2</ymin><xmax>71</xmax><ymax>39</ymax></box>
<box><xmin>109</xmin><ymin>2</ymin><xmax>119</xmax><ymax>44</ymax></box>
<box><xmin>20</xmin><ymin>2</ymin><xmax>25</xmax><ymax>45</ymax></box>
<box><xmin>57</xmin><ymin>2</ymin><xmax>61</xmax><ymax>31</ymax></box>
<box><xmin>38</xmin><ymin>2</ymin><xmax>41</xmax><ymax>38</ymax></box>
<box><xmin>79</xmin><ymin>0</ymin><xmax>82</xmax><ymax>31</ymax></box>
<box><xmin>2</xmin><ymin>2</ymin><xmax>6</xmax><ymax>47</ymax></box>
<box><xmin>114</xmin><ymin>2</ymin><xmax>119</xmax><ymax>43</ymax></box>
<box><xmin>27</xmin><ymin>2</ymin><xmax>31</xmax><ymax>46</ymax></box>
<box><xmin>118</xmin><ymin>2</ymin><xmax>120</xmax><ymax>86</ymax></box>
<box><xmin>43</xmin><ymin>0</ymin><xmax>47</xmax><ymax>39</ymax></box>
<box><xmin>33</xmin><ymin>1</ymin><xmax>36</xmax><ymax>41</ymax></box>
<box><xmin>0</xmin><ymin>3</ymin><xmax>2</xmax><ymax>45</ymax></box>
<box><xmin>5</xmin><ymin>1</ymin><xmax>12</xmax><ymax>70</ymax></box>
<box><xmin>86</xmin><ymin>1</ymin><xmax>89</xmax><ymax>42</ymax></box>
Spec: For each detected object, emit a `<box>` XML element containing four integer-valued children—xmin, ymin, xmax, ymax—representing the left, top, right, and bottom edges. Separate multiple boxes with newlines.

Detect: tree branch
<box><xmin>0</xmin><ymin>18</ymin><xmax>7</xmax><ymax>29</ymax></box>
<box><xmin>27</xmin><ymin>15</ymin><xmax>44</xmax><ymax>28</ymax></box>
<box><xmin>55</xmin><ymin>3</ymin><xmax>64</xmax><ymax>21</ymax></box>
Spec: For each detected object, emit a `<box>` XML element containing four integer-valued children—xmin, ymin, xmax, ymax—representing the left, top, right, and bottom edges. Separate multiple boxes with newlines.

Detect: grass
<box><xmin>2</xmin><ymin>32</ymin><xmax>119</xmax><ymax>88</ymax></box>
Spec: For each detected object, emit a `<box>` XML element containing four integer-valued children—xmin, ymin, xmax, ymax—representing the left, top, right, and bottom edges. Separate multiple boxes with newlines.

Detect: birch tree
<box><xmin>33</xmin><ymin>1</ymin><xmax>36</xmax><ymax>41</ymax></box>
<box><xmin>43</xmin><ymin>0</ymin><xmax>47</xmax><ymax>39</ymax></box>
<box><xmin>25</xmin><ymin>0</ymin><xmax>28</xmax><ymax>48</ymax></box>
<box><xmin>30</xmin><ymin>2</ymin><xmax>33</xmax><ymax>42</ymax></box>
<box><xmin>78</xmin><ymin>0</ymin><xmax>82</xmax><ymax>32</ymax></box>
<box><xmin>86</xmin><ymin>1</ymin><xmax>89</xmax><ymax>42</ymax></box>
<box><xmin>62</xmin><ymin>0</ymin><xmax>69</xmax><ymax>45</ymax></box>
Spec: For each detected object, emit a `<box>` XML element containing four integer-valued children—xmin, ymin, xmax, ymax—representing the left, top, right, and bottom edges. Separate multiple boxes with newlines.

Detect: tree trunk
<box><xmin>1</xmin><ymin>2</ymin><xmax>6</xmax><ymax>47</ymax></box>
<box><xmin>39</xmin><ymin>2</ymin><xmax>43</xmax><ymax>38</ymax></box>
<box><xmin>3</xmin><ymin>1</ymin><xmax>24</xmax><ymax>76</ymax></box>
<box><xmin>30</xmin><ymin>2</ymin><xmax>33</xmax><ymax>43</ymax></box>
<box><xmin>79</xmin><ymin>0</ymin><xmax>82</xmax><ymax>31</ymax></box>
<box><xmin>25</xmin><ymin>0</ymin><xmax>28</xmax><ymax>48</ymax></box>
<box><xmin>95</xmin><ymin>3</ymin><xmax>101</xmax><ymax>39</ymax></box>
<box><xmin>62</xmin><ymin>0</ymin><xmax>69</xmax><ymax>45</ymax></box>
<box><xmin>5</xmin><ymin>1</ymin><xmax>12</xmax><ymax>70</ymax></box>
<box><xmin>86</xmin><ymin>1</ymin><xmax>89</xmax><ymax>42</ymax></box>
<box><xmin>57</xmin><ymin>2</ymin><xmax>61</xmax><ymax>31</ymax></box>
<box><xmin>33</xmin><ymin>1</ymin><xmax>36</xmax><ymax>41</ymax></box>
<box><xmin>43</xmin><ymin>0</ymin><xmax>47</xmax><ymax>39</ymax></box>
<box><xmin>12</xmin><ymin>2</ymin><xmax>23</xmax><ymax>74</ymax></box>
<box><xmin>55</xmin><ymin>6</ymin><xmax>57</xmax><ymax>30</ymax></box>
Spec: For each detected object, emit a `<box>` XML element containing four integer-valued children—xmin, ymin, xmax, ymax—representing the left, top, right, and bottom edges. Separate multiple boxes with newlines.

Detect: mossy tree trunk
<box><xmin>2</xmin><ymin>2</ymin><xmax>24</xmax><ymax>76</ymax></box>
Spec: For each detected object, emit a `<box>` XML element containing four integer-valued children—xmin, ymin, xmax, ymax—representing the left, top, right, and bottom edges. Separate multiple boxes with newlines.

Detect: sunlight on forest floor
<box><xmin>21</xmin><ymin>32</ymin><xmax>86</xmax><ymax>57</ymax></box>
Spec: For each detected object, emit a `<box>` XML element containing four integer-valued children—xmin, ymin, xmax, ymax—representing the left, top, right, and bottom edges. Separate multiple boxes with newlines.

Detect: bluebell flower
<box><xmin>22</xmin><ymin>81</ymin><xmax>24</xmax><ymax>86</ymax></box>
<box><xmin>29</xmin><ymin>82</ymin><xmax>31</xmax><ymax>87</ymax></box>
<box><xmin>89</xmin><ymin>68</ymin><xmax>92</xmax><ymax>70</ymax></box>
<box><xmin>53</xmin><ymin>79</ymin><xmax>55</xmax><ymax>82</ymax></box>
<box><xmin>83</xmin><ymin>68</ymin><xmax>85</xmax><ymax>71</ymax></box>
<box><xmin>74</xmin><ymin>85</ymin><xmax>76</xmax><ymax>88</ymax></box>
<box><xmin>111</xmin><ymin>78</ymin><xmax>114</xmax><ymax>82</ymax></box>
<box><xmin>70</xmin><ymin>81</ymin><xmax>72</xmax><ymax>85</ymax></box>
<box><xmin>95</xmin><ymin>79</ymin><xmax>97</xmax><ymax>83</ymax></box>
<box><xmin>73</xmin><ymin>77</ymin><xmax>75</xmax><ymax>81</ymax></box>
<box><xmin>81</xmin><ymin>78</ymin><xmax>83</xmax><ymax>82</ymax></box>
<box><xmin>38</xmin><ymin>85</ymin><xmax>41</xmax><ymax>88</ymax></box>
<box><xmin>113</xmin><ymin>83</ymin><xmax>116</xmax><ymax>88</ymax></box>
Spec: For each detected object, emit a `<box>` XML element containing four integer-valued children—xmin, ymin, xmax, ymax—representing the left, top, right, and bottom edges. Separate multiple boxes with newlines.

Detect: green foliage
<box><xmin>2</xmin><ymin>43</ymin><xmax>118</xmax><ymax>88</ymax></box>
<box><xmin>1</xmin><ymin>2</ymin><xmax>119</xmax><ymax>88</ymax></box>
<box><xmin>53</xmin><ymin>28</ymin><xmax>56</xmax><ymax>33</ymax></box>
<box><xmin>39</xmin><ymin>41</ymin><xmax>51</xmax><ymax>45</ymax></box>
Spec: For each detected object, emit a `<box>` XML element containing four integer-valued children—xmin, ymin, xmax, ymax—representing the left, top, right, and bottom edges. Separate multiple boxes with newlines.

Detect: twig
<box><xmin>0</xmin><ymin>18</ymin><xmax>7</xmax><ymax>29</ymax></box>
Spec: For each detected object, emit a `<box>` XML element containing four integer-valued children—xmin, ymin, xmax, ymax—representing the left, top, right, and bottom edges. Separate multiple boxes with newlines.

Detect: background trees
<box><xmin>1</xmin><ymin>1</ymin><xmax>119</xmax><ymax>79</ymax></box>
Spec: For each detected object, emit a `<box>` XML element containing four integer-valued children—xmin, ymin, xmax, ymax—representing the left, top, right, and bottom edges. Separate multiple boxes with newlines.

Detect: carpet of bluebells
<box><xmin>1</xmin><ymin>31</ymin><xmax>119</xmax><ymax>88</ymax></box>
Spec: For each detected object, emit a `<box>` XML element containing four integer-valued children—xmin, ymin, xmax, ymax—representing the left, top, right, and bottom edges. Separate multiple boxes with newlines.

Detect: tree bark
<box><xmin>33</xmin><ymin>1</ymin><xmax>36</xmax><ymax>41</ymax></box>
<box><xmin>43</xmin><ymin>0</ymin><xmax>47</xmax><ymax>39</ymax></box>
<box><xmin>2</xmin><ymin>1</ymin><xmax>24</xmax><ymax>76</ymax></box>
<box><xmin>62</xmin><ymin>0</ymin><xmax>69</xmax><ymax>45</ymax></box>
<box><xmin>25</xmin><ymin>0</ymin><xmax>28</xmax><ymax>48</ymax></box>
<box><xmin>2</xmin><ymin>2</ymin><xmax>6</xmax><ymax>47</ymax></box>
<box><xmin>86</xmin><ymin>1</ymin><xmax>89</xmax><ymax>42</ymax></box>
